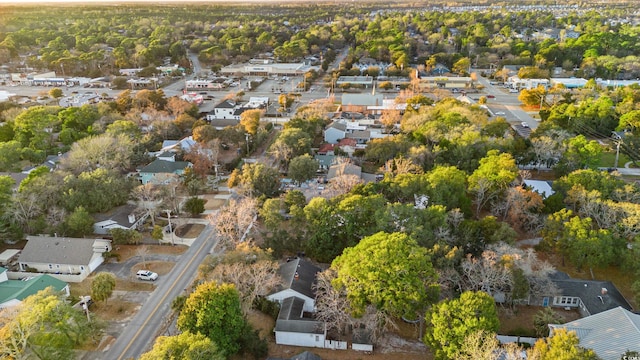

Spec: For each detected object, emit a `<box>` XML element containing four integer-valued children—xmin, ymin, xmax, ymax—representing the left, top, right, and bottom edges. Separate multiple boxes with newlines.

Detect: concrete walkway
<box><xmin>160</xmin><ymin>191</ymin><xmax>231</xmax><ymax>247</ymax></box>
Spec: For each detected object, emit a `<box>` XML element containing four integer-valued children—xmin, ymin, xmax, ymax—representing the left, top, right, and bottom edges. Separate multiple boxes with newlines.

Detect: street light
<box><xmin>245</xmin><ymin>133</ymin><xmax>250</xmax><ymax>154</ymax></box>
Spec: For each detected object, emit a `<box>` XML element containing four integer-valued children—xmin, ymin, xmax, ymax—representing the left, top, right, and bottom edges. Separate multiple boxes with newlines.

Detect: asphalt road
<box><xmin>104</xmin><ymin>225</ymin><xmax>218</xmax><ymax>360</ymax></box>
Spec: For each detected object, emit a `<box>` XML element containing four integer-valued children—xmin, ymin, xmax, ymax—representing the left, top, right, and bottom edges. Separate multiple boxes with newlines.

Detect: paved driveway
<box><xmin>97</xmin><ymin>254</ymin><xmax>180</xmax><ymax>280</ymax></box>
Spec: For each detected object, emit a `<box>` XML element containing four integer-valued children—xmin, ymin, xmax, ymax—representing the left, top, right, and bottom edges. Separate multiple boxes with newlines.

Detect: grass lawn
<box><xmin>598</xmin><ymin>151</ymin><xmax>632</xmax><ymax>168</ymax></box>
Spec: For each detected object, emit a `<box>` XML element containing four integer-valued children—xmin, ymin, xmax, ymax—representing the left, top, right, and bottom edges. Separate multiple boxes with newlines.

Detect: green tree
<box><xmin>65</xmin><ymin>206</ymin><xmax>95</xmax><ymax>237</ymax></box>
<box><xmin>48</xmin><ymin>87</ymin><xmax>63</xmax><ymax>99</ymax></box>
<box><xmin>424</xmin><ymin>291</ymin><xmax>500</xmax><ymax>360</ymax></box>
<box><xmin>332</xmin><ymin>232</ymin><xmax>439</xmax><ymax>318</ymax></box>
<box><xmin>106</xmin><ymin>120</ymin><xmax>142</xmax><ymax>140</ymax></box>
<box><xmin>452</xmin><ymin>57</ymin><xmax>471</xmax><ymax>75</ymax></box>
<box><xmin>0</xmin><ymin>140</ymin><xmax>21</xmax><ymax>172</ymax></box>
<box><xmin>140</xmin><ymin>331</ymin><xmax>224</xmax><ymax>360</ymax></box>
<box><xmin>110</xmin><ymin>228</ymin><xmax>142</xmax><ymax>245</ymax></box>
<box><xmin>0</xmin><ymin>287</ymin><xmax>99</xmax><ymax>359</ymax></box>
<box><xmin>151</xmin><ymin>225</ymin><xmax>164</xmax><ymax>243</ymax></box>
<box><xmin>177</xmin><ymin>282</ymin><xmax>245</xmax><ymax>357</ymax></box>
<box><xmin>91</xmin><ymin>272</ymin><xmax>116</xmax><ymax>304</ymax></box>
<box><xmin>554</xmin><ymin>135</ymin><xmax>602</xmax><ymax>176</ymax></box>
<box><xmin>468</xmin><ymin>150</ymin><xmax>518</xmax><ymax>214</ymax></box>
<box><xmin>528</xmin><ymin>328</ymin><xmax>598</xmax><ymax>360</ymax></box>
<box><xmin>534</xmin><ymin>307</ymin><xmax>565</xmax><ymax>337</ymax></box>
<box><xmin>288</xmin><ymin>154</ymin><xmax>318</xmax><ymax>185</ymax></box>
<box><xmin>184</xmin><ymin>197</ymin><xmax>205</xmax><ymax>217</ymax></box>
<box><xmin>239</xmin><ymin>163</ymin><xmax>280</xmax><ymax>198</ymax></box>
<box><xmin>268</xmin><ymin>127</ymin><xmax>312</xmax><ymax>169</ymax></box>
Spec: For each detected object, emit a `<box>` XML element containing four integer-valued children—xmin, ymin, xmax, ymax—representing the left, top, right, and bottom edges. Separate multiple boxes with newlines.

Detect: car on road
<box><xmin>521</xmin><ymin>122</ymin><xmax>530</xmax><ymax>128</ymax></box>
<box><xmin>495</xmin><ymin>111</ymin><xmax>506</xmax><ymax>116</ymax></box>
<box><xmin>509</xmin><ymin>89</ymin><xmax>519</xmax><ymax>93</ymax></box>
<box><xmin>487</xmin><ymin>95</ymin><xmax>495</xmax><ymax>99</ymax></box>
<box><xmin>136</xmin><ymin>270</ymin><xmax>158</xmax><ymax>281</ymax></box>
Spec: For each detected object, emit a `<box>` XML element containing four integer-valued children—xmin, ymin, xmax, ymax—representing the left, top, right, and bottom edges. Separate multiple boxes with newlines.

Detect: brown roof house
<box><xmin>18</xmin><ymin>236</ymin><xmax>112</xmax><ymax>281</ymax></box>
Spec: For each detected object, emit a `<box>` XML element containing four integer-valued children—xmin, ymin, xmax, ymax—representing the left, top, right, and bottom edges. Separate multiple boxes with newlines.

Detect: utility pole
<box><xmin>164</xmin><ymin>209</ymin><xmax>175</xmax><ymax>246</ymax></box>
<box><xmin>245</xmin><ymin>133</ymin><xmax>250</xmax><ymax>154</ymax></box>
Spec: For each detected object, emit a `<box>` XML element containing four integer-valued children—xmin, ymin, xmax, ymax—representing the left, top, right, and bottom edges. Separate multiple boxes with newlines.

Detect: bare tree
<box><xmin>208</xmin><ymin>259</ymin><xmax>281</xmax><ymax>314</ymax></box>
<box><xmin>313</xmin><ymin>269</ymin><xmax>352</xmax><ymax>335</ymax></box>
<box><xmin>208</xmin><ymin>197</ymin><xmax>257</xmax><ymax>249</ymax></box>
<box><xmin>324</xmin><ymin>174</ymin><xmax>362</xmax><ymax>199</ymax></box>
<box><xmin>132</xmin><ymin>183</ymin><xmax>163</xmax><ymax>227</ymax></box>
<box><xmin>456</xmin><ymin>330</ymin><xmax>502</xmax><ymax>360</ymax></box>
<box><xmin>136</xmin><ymin>245</ymin><xmax>149</xmax><ymax>268</ymax></box>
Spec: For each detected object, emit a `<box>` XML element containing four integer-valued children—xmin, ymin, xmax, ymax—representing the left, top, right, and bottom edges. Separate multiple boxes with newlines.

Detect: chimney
<box><xmin>128</xmin><ymin>214</ymin><xmax>136</xmax><ymax>224</ymax></box>
<box><xmin>601</xmin><ymin>288</ymin><xmax>608</xmax><ymax>295</ymax></box>
<box><xmin>294</xmin><ymin>272</ymin><xmax>299</xmax><ymax>281</ymax></box>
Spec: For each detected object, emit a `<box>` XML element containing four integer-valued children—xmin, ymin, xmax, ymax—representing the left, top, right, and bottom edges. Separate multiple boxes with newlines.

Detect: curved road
<box><xmin>103</xmin><ymin>225</ymin><xmax>218</xmax><ymax>360</ymax></box>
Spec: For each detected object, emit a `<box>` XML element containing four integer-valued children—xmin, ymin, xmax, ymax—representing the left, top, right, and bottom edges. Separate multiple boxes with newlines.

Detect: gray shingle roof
<box><xmin>277</xmin><ymin>258</ymin><xmax>320</xmax><ymax>299</ymax></box>
<box><xmin>19</xmin><ymin>236</ymin><xmax>96</xmax><ymax>266</ymax></box>
<box><xmin>551</xmin><ymin>272</ymin><xmax>632</xmax><ymax>315</ymax></box>
<box><xmin>274</xmin><ymin>296</ymin><xmax>324</xmax><ymax>334</ymax></box>
<box><xmin>139</xmin><ymin>159</ymin><xmax>190</xmax><ymax>174</ymax></box>
<box><xmin>549</xmin><ymin>307</ymin><xmax>640</xmax><ymax>360</ymax></box>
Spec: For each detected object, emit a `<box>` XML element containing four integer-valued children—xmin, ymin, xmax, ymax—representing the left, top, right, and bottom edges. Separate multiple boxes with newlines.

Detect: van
<box><xmin>136</xmin><ymin>270</ymin><xmax>158</xmax><ymax>281</ymax></box>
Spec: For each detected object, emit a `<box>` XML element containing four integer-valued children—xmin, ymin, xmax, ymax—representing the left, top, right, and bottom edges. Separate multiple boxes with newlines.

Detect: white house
<box><xmin>267</xmin><ymin>257</ymin><xmax>320</xmax><ymax>312</ymax></box>
<box><xmin>323</xmin><ymin>122</ymin><xmax>347</xmax><ymax>144</ymax></box>
<box><xmin>549</xmin><ymin>307</ymin><xmax>640</xmax><ymax>360</ymax></box>
<box><xmin>18</xmin><ymin>236</ymin><xmax>112</xmax><ymax>276</ymax></box>
<box><xmin>273</xmin><ymin>296</ymin><xmax>326</xmax><ymax>348</ymax></box>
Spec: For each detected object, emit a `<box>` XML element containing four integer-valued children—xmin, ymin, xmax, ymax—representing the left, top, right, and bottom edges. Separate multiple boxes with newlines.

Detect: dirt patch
<box><xmin>131</xmin><ymin>260</ymin><xmax>175</xmax><ymax>276</ymax></box>
<box><xmin>202</xmin><ymin>195</ymin><xmax>226</xmax><ymax>210</ymax></box>
<box><xmin>113</xmin><ymin>244</ymin><xmax>187</xmax><ymax>262</ymax></box>
<box><xmin>175</xmin><ymin>223</ymin><xmax>205</xmax><ymax>238</ymax></box>
<box><xmin>498</xmin><ymin>305</ymin><xmax>580</xmax><ymax>336</ymax></box>
<box><xmin>246</xmin><ymin>309</ymin><xmax>432</xmax><ymax>360</ymax></box>
<box><xmin>246</xmin><ymin>309</ymin><xmax>275</xmax><ymax>339</ymax></box>
<box><xmin>91</xmin><ymin>298</ymin><xmax>140</xmax><ymax>322</ymax></box>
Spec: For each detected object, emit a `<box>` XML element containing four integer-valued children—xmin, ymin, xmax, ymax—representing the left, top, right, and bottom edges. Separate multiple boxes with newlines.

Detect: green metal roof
<box><xmin>0</xmin><ymin>274</ymin><xmax>67</xmax><ymax>304</ymax></box>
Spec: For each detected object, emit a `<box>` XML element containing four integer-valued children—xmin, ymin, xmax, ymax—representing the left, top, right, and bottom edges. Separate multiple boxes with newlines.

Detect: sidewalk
<box><xmin>160</xmin><ymin>190</ymin><xmax>232</xmax><ymax>246</ymax></box>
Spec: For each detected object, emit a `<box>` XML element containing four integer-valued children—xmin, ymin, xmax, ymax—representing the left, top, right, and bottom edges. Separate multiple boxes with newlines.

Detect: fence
<box><xmin>7</xmin><ymin>271</ymin><xmax>88</xmax><ymax>283</ymax></box>
<box><xmin>324</xmin><ymin>339</ymin><xmax>347</xmax><ymax>350</ymax></box>
<box><xmin>497</xmin><ymin>335</ymin><xmax>538</xmax><ymax>346</ymax></box>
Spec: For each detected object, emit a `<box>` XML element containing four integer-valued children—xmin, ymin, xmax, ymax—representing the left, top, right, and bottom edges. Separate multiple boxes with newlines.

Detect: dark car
<box><xmin>487</xmin><ymin>95</ymin><xmax>495</xmax><ymax>99</ymax></box>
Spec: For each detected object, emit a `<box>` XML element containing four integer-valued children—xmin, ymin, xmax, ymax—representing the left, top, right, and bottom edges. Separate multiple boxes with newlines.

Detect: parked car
<box><xmin>509</xmin><ymin>89</ymin><xmax>519</xmax><ymax>93</ymax></box>
<box><xmin>136</xmin><ymin>270</ymin><xmax>158</xmax><ymax>281</ymax></box>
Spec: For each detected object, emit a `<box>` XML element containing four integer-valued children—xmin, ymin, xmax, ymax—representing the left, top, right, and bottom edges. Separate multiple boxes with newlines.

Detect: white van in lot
<box><xmin>136</xmin><ymin>270</ymin><xmax>158</xmax><ymax>281</ymax></box>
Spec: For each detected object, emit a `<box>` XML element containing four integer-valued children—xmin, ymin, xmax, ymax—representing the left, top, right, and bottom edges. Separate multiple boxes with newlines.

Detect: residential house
<box><xmin>0</xmin><ymin>268</ymin><xmax>70</xmax><ymax>309</ymax></box>
<box><xmin>523</xmin><ymin>180</ymin><xmax>555</xmax><ymax>199</ymax></box>
<box><xmin>337</xmin><ymin>138</ymin><xmax>357</xmax><ymax>157</ymax></box>
<box><xmin>268</xmin><ymin>258</ymin><xmax>325</xmax><ymax>348</ymax></box>
<box><xmin>18</xmin><ymin>236</ymin><xmax>112</xmax><ymax>276</ymax></box>
<box><xmin>430</xmin><ymin>63</ymin><xmax>450</xmax><ymax>75</ymax></box>
<box><xmin>323</xmin><ymin>122</ymin><xmax>347</xmax><ymax>144</ymax></box>
<box><xmin>540</xmin><ymin>271</ymin><xmax>633</xmax><ymax>317</ymax></box>
<box><xmin>346</xmin><ymin>130</ymin><xmax>371</xmax><ymax>146</ymax></box>
<box><xmin>208</xmin><ymin>99</ymin><xmax>238</xmax><ymax>121</ymax></box>
<box><xmin>93</xmin><ymin>203</ymin><xmax>148</xmax><ymax>235</ymax></box>
<box><xmin>138</xmin><ymin>158</ymin><xmax>191</xmax><ymax>185</ymax></box>
<box><xmin>274</xmin><ymin>296</ymin><xmax>326</xmax><ymax>348</ymax></box>
<box><xmin>327</xmin><ymin>162</ymin><xmax>362</xmax><ymax>180</ymax></box>
<box><xmin>549</xmin><ymin>306</ymin><xmax>640</xmax><ymax>360</ymax></box>
<box><xmin>314</xmin><ymin>144</ymin><xmax>336</xmax><ymax>170</ymax></box>
<box><xmin>341</xmin><ymin>93</ymin><xmax>384</xmax><ymax>114</ymax></box>
<box><xmin>268</xmin><ymin>257</ymin><xmax>321</xmax><ymax>312</ymax></box>
<box><xmin>160</xmin><ymin>136</ymin><xmax>196</xmax><ymax>153</ymax></box>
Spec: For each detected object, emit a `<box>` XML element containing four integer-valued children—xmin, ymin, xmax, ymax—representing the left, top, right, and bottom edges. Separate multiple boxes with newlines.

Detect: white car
<box><xmin>521</xmin><ymin>122</ymin><xmax>530</xmax><ymax>128</ymax></box>
<box><xmin>495</xmin><ymin>111</ymin><xmax>506</xmax><ymax>116</ymax></box>
<box><xmin>509</xmin><ymin>89</ymin><xmax>519</xmax><ymax>93</ymax></box>
<box><xmin>136</xmin><ymin>270</ymin><xmax>158</xmax><ymax>281</ymax></box>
